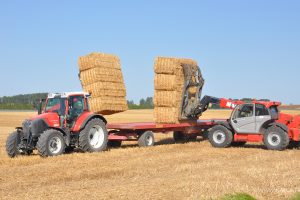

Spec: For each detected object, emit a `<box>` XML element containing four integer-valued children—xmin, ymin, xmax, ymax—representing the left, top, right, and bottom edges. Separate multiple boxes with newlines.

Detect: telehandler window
<box><xmin>236</xmin><ymin>104</ymin><xmax>254</xmax><ymax>118</ymax></box>
<box><xmin>255</xmin><ymin>104</ymin><xmax>269</xmax><ymax>116</ymax></box>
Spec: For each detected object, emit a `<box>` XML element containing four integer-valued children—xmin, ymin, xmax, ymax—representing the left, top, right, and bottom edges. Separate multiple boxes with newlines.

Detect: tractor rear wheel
<box><xmin>208</xmin><ymin>125</ymin><xmax>233</xmax><ymax>148</ymax></box>
<box><xmin>79</xmin><ymin>118</ymin><xmax>108</xmax><ymax>152</ymax></box>
<box><xmin>263</xmin><ymin>126</ymin><xmax>289</xmax><ymax>150</ymax></box>
<box><xmin>138</xmin><ymin>131</ymin><xmax>155</xmax><ymax>147</ymax></box>
<box><xmin>6</xmin><ymin>131</ymin><xmax>22</xmax><ymax>158</ymax></box>
<box><xmin>37</xmin><ymin>129</ymin><xmax>66</xmax><ymax>157</ymax></box>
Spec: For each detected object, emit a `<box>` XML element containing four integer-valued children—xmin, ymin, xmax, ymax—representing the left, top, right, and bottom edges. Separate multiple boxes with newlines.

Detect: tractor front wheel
<box><xmin>6</xmin><ymin>131</ymin><xmax>22</xmax><ymax>158</ymax></box>
<box><xmin>37</xmin><ymin>129</ymin><xmax>66</xmax><ymax>157</ymax></box>
<box><xmin>208</xmin><ymin>125</ymin><xmax>233</xmax><ymax>148</ymax></box>
<box><xmin>79</xmin><ymin>118</ymin><xmax>108</xmax><ymax>152</ymax></box>
<box><xmin>263</xmin><ymin>126</ymin><xmax>289</xmax><ymax>150</ymax></box>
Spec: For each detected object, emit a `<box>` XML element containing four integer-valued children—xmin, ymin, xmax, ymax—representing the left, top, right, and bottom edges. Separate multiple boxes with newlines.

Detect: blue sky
<box><xmin>0</xmin><ymin>0</ymin><xmax>299</xmax><ymax>104</ymax></box>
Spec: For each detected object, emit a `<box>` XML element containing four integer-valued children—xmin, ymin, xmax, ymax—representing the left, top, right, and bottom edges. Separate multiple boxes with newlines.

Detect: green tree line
<box><xmin>0</xmin><ymin>93</ymin><xmax>48</xmax><ymax>110</ymax></box>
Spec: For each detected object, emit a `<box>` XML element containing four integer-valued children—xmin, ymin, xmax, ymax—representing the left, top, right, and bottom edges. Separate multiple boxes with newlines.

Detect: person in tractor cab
<box><xmin>67</xmin><ymin>97</ymin><xmax>84</xmax><ymax>126</ymax></box>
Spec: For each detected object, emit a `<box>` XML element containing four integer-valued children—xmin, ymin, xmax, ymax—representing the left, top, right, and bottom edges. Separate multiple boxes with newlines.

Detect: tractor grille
<box><xmin>22</xmin><ymin>120</ymin><xmax>31</xmax><ymax>138</ymax></box>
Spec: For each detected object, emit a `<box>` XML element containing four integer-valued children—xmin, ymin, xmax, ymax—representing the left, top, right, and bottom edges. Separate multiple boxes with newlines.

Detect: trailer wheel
<box><xmin>263</xmin><ymin>126</ymin><xmax>289</xmax><ymax>150</ymax></box>
<box><xmin>79</xmin><ymin>118</ymin><xmax>108</xmax><ymax>152</ymax></box>
<box><xmin>231</xmin><ymin>141</ymin><xmax>247</xmax><ymax>147</ymax></box>
<box><xmin>6</xmin><ymin>131</ymin><xmax>22</xmax><ymax>158</ymax></box>
<box><xmin>138</xmin><ymin>131</ymin><xmax>155</xmax><ymax>147</ymax></box>
<box><xmin>108</xmin><ymin>140</ymin><xmax>122</xmax><ymax>148</ymax></box>
<box><xmin>37</xmin><ymin>129</ymin><xmax>66</xmax><ymax>157</ymax></box>
<box><xmin>208</xmin><ymin>125</ymin><xmax>233</xmax><ymax>148</ymax></box>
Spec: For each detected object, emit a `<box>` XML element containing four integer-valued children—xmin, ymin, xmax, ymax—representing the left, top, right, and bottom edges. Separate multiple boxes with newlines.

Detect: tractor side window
<box><xmin>69</xmin><ymin>96</ymin><xmax>84</xmax><ymax>118</ymax></box>
<box><xmin>255</xmin><ymin>104</ymin><xmax>269</xmax><ymax>116</ymax></box>
<box><xmin>236</xmin><ymin>104</ymin><xmax>254</xmax><ymax>118</ymax></box>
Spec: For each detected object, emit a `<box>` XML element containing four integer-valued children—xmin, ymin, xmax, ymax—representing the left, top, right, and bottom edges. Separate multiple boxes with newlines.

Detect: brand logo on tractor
<box><xmin>226</xmin><ymin>102</ymin><xmax>237</xmax><ymax>109</ymax></box>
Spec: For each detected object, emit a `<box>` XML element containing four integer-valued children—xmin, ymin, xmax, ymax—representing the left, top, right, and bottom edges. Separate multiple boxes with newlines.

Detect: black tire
<box><xmin>188</xmin><ymin>134</ymin><xmax>198</xmax><ymax>142</ymax></box>
<box><xmin>288</xmin><ymin>141</ymin><xmax>300</xmax><ymax>149</ymax></box>
<box><xmin>138</xmin><ymin>131</ymin><xmax>155</xmax><ymax>147</ymax></box>
<box><xmin>36</xmin><ymin>129</ymin><xmax>66</xmax><ymax>157</ymax></box>
<box><xmin>108</xmin><ymin>140</ymin><xmax>122</xmax><ymax>148</ymax></box>
<box><xmin>79</xmin><ymin>118</ymin><xmax>108</xmax><ymax>152</ymax></box>
<box><xmin>6</xmin><ymin>131</ymin><xmax>22</xmax><ymax>158</ymax></box>
<box><xmin>202</xmin><ymin>129</ymin><xmax>209</xmax><ymax>140</ymax></box>
<box><xmin>173</xmin><ymin>131</ymin><xmax>189</xmax><ymax>143</ymax></box>
<box><xmin>231</xmin><ymin>141</ymin><xmax>247</xmax><ymax>147</ymax></box>
<box><xmin>263</xmin><ymin>126</ymin><xmax>289</xmax><ymax>150</ymax></box>
<box><xmin>208</xmin><ymin>125</ymin><xmax>233</xmax><ymax>148</ymax></box>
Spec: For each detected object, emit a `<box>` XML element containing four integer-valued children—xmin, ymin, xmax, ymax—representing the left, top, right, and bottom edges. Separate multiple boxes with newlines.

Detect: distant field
<box><xmin>0</xmin><ymin>110</ymin><xmax>299</xmax><ymax>200</ymax></box>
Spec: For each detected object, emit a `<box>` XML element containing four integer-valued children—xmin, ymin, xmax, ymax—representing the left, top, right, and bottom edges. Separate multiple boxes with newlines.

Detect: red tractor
<box><xmin>6</xmin><ymin>92</ymin><xmax>108</xmax><ymax>157</ymax></box>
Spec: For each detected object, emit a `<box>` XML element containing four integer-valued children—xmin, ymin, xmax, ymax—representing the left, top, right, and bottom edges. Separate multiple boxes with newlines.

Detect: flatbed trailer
<box><xmin>106</xmin><ymin>119</ymin><xmax>226</xmax><ymax>146</ymax></box>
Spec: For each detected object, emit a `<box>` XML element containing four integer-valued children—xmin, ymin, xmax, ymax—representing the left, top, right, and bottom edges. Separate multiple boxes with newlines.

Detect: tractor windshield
<box><xmin>45</xmin><ymin>97</ymin><xmax>66</xmax><ymax>115</ymax></box>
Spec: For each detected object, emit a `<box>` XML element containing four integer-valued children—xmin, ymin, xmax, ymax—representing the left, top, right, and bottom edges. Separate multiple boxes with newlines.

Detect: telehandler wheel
<box><xmin>231</xmin><ymin>141</ymin><xmax>247</xmax><ymax>147</ymax></box>
<box><xmin>263</xmin><ymin>126</ymin><xmax>289</xmax><ymax>151</ymax></box>
<box><xmin>79</xmin><ymin>118</ymin><xmax>108</xmax><ymax>152</ymax></box>
<box><xmin>37</xmin><ymin>129</ymin><xmax>66</xmax><ymax>157</ymax></box>
<box><xmin>6</xmin><ymin>131</ymin><xmax>22</xmax><ymax>158</ymax></box>
<box><xmin>108</xmin><ymin>140</ymin><xmax>122</xmax><ymax>148</ymax></box>
<box><xmin>138</xmin><ymin>131</ymin><xmax>155</xmax><ymax>147</ymax></box>
<box><xmin>208</xmin><ymin>125</ymin><xmax>233</xmax><ymax>148</ymax></box>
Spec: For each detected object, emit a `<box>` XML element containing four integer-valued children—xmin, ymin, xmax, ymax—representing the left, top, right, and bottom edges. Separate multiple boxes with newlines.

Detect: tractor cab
<box><xmin>40</xmin><ymin>92</ymin><xmax>91</xmax><ymax>129</ymax></box>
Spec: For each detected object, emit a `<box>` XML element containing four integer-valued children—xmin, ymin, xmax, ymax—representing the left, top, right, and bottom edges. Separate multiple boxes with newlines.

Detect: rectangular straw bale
<box><xmin>78</xmin><ymin>52</ymin><xmax>120</xmax><ymax>72</ymax></box>
<box><xmin>154</xmin><ymin>57</ymin><xmax>180</xmax><ymax>74</ymax></box>
<box><xmin>153</xmin><ymin>107</ymin><xmax>180</xmax><ymax>124</ymax></box>
<box><xmin>89</xmin><ymin>97</ymin><xmax>128</xmax><ymax>115</ymax></box>
<box><xmin>153</xmin><ymin>91</ymin><xmax>182</xmax><ymax>107</ymax></box>
<box><xmin>83</xmin><ymin>82</ymin><xmax>126</xmax><ymax>97</ymax></box>
<box><xmin>154</xmin><ymin>74</ymin><xmax>176</xmax><ymax>91</ymax></box>
<box><xmin>80</xmin><ymin>68</ymin><xmax>124</xmax><ymax>86</ymax></box>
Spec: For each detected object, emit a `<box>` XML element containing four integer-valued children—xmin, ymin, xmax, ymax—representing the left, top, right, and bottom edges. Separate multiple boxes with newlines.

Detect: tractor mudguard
<box><xmin>72</xmin><ymin>113</ymin><xmax>107</xmax><ymax>132</ymax></box>
<box><xmin>268</xmin><ymin>122</ymin><xmax>288</xmax><ymax>132</ymax></box>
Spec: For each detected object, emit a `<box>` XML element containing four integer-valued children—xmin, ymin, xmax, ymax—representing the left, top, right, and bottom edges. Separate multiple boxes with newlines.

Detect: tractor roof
<box><xmin>48</xmin><ymin>92</ymin><xmax>90</xmax><ymax>99</ymax></box>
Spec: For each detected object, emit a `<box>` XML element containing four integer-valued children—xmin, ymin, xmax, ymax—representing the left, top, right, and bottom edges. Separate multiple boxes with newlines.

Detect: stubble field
<box><xmin>0</xmin><ymin>109</ymin><xmax>299</xmax><ymax>200</ymax></box>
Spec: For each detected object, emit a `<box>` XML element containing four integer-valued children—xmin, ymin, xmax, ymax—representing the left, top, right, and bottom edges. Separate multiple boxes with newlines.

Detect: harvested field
<box><xmin>0</xmin><ymin>110</ymin><xmax>299</xmax><ymax>200</ymax></box>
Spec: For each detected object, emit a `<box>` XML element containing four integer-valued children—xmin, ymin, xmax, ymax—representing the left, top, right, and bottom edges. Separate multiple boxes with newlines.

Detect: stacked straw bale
<box><xmin>153</xmin><ymin>57</ymin><xmax>198</xmax><ymax>123</ymax></box>
<box><xmin>78</xmin><ymin>52</ymin><xmax>127</xmax><ymax>115</ymax></box>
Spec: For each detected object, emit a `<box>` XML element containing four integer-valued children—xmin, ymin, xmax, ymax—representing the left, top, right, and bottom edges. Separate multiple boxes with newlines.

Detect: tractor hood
<box><xmin>30</xmin><ymin>112</ymin><xmax>60</xmax><ymax>128</ymax></box>
<box><xmin>21</xmin><ymin>112</ymin><xmax>60</xmax><ymax>139</ymax></box>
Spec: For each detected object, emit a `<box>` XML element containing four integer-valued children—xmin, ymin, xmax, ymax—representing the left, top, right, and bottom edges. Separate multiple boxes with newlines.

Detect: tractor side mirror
<box><xmin>38</xmin><ymin>99</ymin><xmax>46</xmax><ymax>115</ymax></box>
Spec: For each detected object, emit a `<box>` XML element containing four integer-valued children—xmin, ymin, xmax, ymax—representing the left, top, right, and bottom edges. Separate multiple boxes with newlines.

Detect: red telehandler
<box><xmin>191</xmin><ymin>96</ymin><xmax>300</xmax><ymax>150</ymax></box>
<box><xmin>176</xmin><ymin>64</ymin><xmax>300</xmax><ymax>150</ymax></box>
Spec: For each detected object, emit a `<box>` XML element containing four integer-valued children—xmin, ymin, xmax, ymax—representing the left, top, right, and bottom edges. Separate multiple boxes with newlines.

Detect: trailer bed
<box><xmin>107</xmin><ymin>119</ymin><xmax>226</xmax><ymax>133</ymax></box>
